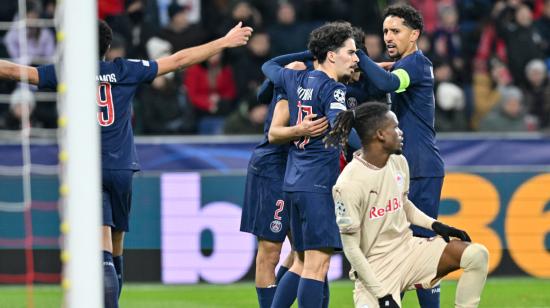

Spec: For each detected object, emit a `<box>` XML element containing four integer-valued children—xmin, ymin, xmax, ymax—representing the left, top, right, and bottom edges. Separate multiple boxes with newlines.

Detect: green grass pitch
<box><xmin>0</xmin><ymin>277</ymin><xmax>549</xmax><ymax>307</ymax></box>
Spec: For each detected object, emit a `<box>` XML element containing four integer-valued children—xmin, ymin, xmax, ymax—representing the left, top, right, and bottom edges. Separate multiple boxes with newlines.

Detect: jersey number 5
<box><xmin>97</xmin><ymin>82</ymin><xmax>115</xmax><ymax>126</ymax></box>
<box><xmin>294</xmin><ymin>102</ymin><xmax>313</xmax><ymax>149</ymax></box>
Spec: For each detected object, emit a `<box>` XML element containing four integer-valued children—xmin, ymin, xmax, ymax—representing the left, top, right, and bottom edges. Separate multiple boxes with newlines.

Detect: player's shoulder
<box><xmin>395</xmin><ymin>51</ymin><xmax>430</xmax><ymax>70</ymax></box>
<box><xmin>389</xmin><ymin>154</ymin><xmax>409</xmax><ymax>170</ymax></box>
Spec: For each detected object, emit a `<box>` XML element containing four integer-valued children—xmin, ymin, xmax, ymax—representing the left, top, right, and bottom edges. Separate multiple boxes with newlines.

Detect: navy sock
<box><xmin>297</xmin><ymin>278</ymin><xmax>324</xmax><ymax>308</ymax></box>
<box><xmin>113</xmin><ymin>255</ymin><xmax>123</xmax><ymax>299</ymax></box>
<box><xmin>271</xmin><ymin>271</ymin><xmax>300</xmax><ymax>308</ymax></box>
<box><xmin>417</xmin><ymin>286</ymin><xmax>440</xmax><ymax>308</ymax></box>
<box><xmin>256</xmin><ymin>287</ymin><xmax>277</xmax><ymax>308</ymax></box>
<box><xmin>321</xmin><ymin>278</ymin><xmax>330</xmax><ymax>308</ymax></box>
<box><xmin>103</xmin><ymin>251</ymin><xmax>119</xmax><ymax>308</ymax></box>
<box><xmin>275</xmin><ymin>266</ymin><xmax>289</xmax><ymax>284</ymax></box>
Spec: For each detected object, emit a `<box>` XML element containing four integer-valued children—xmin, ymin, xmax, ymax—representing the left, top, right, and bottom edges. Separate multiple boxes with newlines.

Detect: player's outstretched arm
<box><xmin>156</xmin><ymin>22</ymin><xmax>253</xmax><ymax>76</ymax></box>
<box><xmin>268</xmin><ymin>99</ymin><xmax>328</xmax><ymax>144</ymax></box>
<box><xmin>0</xmin><ymin>60</ymin><xmax>39</xmax><ymax>85</ymax></box>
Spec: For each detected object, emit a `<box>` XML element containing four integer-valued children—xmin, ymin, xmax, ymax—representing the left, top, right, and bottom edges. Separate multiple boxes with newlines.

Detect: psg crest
<box><xmin>270</xmin><ymin>220</ymin><xmax>282</xmax><ymax>233</ymax></box>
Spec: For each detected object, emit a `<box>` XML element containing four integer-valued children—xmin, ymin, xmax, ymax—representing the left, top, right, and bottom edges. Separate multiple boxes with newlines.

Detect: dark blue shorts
<box><xmin>240</xmin><ymin>172</ymin><xmax>289</xmax><ymax>242</ymax></box>
<box><xmin>409</xmin><ymin>176</ymin><xmax>444</xmax><ymax>238</ymax></box>
<box><xmin>102</xmin><ymin>169</ymin><xmax>134</xmax><ymax>232</ymax></box>
<box><xmin>287</xmin><ymin>191</ymin><xmax>342</xmax><ymax>252</ymax></box>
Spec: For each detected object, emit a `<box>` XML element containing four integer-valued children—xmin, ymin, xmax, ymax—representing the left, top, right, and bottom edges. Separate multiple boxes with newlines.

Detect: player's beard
<box><xmin>394</xmin><ymin>148</ymin><xmax>403</xmax><ymax>155</ymax></box>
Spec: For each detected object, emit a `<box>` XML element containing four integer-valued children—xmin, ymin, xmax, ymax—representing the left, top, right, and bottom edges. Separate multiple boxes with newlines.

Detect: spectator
<box><xmin>223</xmin><ymin>93</ymin><xmax>267</xmax><ymax>134</ymax></box>
<box><xmin>534</xmin><ymin>0</ymin><xmax>550</xmax><ymax>56</ymax></box>
<box><xmin>183</xmin><ymin>51</ymin><xmax>237</xmax><ymax>117</ymax></box>
<box><xmin>432</xmin><ymin>4</ymin><xmax>464</xmax><ymax>83</ymax></box>
<box><xmin>495</xmin><ymin>3</ymin><xmax>544</xmax><ymax>86</ymax></box>
<box><xmin>106</xmin><ymin>0</ymin><xmax>159</xmax><ymax>59</ymax></box>
<box><xmin>522</xmin><ymin>59</ymin><xmax>550</xmax><ymax>130</ymax></box>
<box><xmin>4</xmin><ymin>0</ymin><xmax>55</xmax><ymax>65</ymax></box>
<box><xmin>434</xmin><ymin>62</ymin><xmax>468</xmax><ymax>131</ymax></box>
<box><xmin>268</xmin><ymin>2</ymin><xmax>308</xmax><ymax>56</ymax></box>
<box><xmin>479</xmin><ymin>86</ymin><xmax>529</xmax><ymax>132</ymax></box>
<box><xmin>232</xmin><ymin>32</ymin><xmax>270</xmax><ymax>99</ymax></box>
<box><xmin>155</xmin><ymin>0</ymin><xmax>208</xmax><ymax>53</ymax></box>
<box><xmin>472</xmin><ymin>58</ymin><xmax>513</xmax><ymax>129</ymax></box>
<box><xmin>137</xmin><ymin>37</ymin><xmax>197</xmax><ymax>134</ymax></box>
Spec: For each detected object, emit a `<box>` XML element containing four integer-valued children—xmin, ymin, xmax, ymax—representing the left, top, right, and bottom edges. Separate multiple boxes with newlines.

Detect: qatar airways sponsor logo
<box><xmin>369</xmin><ymin>197</ymin><xmax>401</xmax><ymax>219</ymax></box>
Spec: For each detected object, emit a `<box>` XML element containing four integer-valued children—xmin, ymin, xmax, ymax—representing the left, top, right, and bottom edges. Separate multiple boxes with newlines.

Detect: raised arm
<box><xmin>268</xmin><ymin>99</ymin><xmax>328</xmax><ymax>144</ymax></box>
<box><xmin>0</xmin><ymin>60</ymin><xmax>39</xmax><ymax>85</ymax></box>
<box><xmin>356</xmin><ymin>49</ymin><xmax>403</xmax><ymax>92</ymax></box>
<box><xmin>261</xmin><ymin>51</ymin><xmax>313</xmax><ymax>86</ymax></box>
<box><xmin>156</xmin><ymin>22</ymin><xmax>253</xmax><ymax>76</ymax></box>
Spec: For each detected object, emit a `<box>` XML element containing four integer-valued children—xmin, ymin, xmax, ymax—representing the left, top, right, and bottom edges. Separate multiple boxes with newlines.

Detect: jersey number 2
<box><xmin>97</xmin><ymin>82</ymin><xmax>114</xmax><ymax>126</ymax></box>
<box><xmin>294</xmin><ymin>102</ymin><xmax>313</xmax><ymax>149</ymax></box>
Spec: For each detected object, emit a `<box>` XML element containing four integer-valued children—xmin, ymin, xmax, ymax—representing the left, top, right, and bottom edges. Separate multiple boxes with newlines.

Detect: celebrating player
<box><xmin>327</xmin><ymin>102</ymin><xmax>489</xmax><ymax>308</ymax></box>
<box><xmin>0</xmin><ymin>20</ymin><xmax>252</xmax><ymax>308</ymax></box>
<box><xmin>240</xmin><ymin>77</ymin><xmax>328</xmax><ymax>308</ymax></box>
<box><xmin>262</xmin><ymin>21</ymin><xmax>359</xmax><ymax>307</ymax></box>
<box><xmin>353</xmin><ymin>5</ymin><xmax>446</xmax><ymax>306</ymax></box>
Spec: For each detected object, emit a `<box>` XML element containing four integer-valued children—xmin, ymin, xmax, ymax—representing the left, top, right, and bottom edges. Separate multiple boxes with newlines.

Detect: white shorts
<box><xmin>353</xmin><ymin>236</ymin><xmax>447</xmax><ymax>307</ymax></box>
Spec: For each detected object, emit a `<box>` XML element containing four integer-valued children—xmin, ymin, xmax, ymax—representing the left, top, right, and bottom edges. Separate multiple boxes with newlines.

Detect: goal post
<box><xmin>58</xmin><ymin>0</ymin><xmax>102</xmax><ymax>307</ymax></box>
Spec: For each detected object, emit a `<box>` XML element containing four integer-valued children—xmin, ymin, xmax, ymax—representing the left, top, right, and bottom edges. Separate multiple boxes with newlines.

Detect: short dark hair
<box><xmin>383</xmin><ymin>4</ymin><xmax>424</xmax><ymax>33</ymax></box>
<box><xmin>324</xmin><ymin>102</ymin><xmax>390</xmax><ymax>150</ymax></box>
<box><xmin>308</xmin><ymin>22</ymin><xmax>354</xmax><ymax>63</ymax></box>
<box><xmin>98</xmin><ymin>20</ymin><xmax>113</xmax><ymax>59</ymax></box>
<box><xmin>352</xmin><ymin>26</ymin><xmax>367</xmax><ymax>54</ymax></box>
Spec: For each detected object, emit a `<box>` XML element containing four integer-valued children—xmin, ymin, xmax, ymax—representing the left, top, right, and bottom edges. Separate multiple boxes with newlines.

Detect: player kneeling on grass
<box><xmin>325</xmin><ymin>102</ymin><xmax>489</xmax><ymax>308</ymax></box>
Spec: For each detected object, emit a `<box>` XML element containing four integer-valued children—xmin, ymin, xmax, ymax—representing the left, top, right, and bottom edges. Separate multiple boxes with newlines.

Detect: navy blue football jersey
<box><xmin>37</xmin><ymin>58</ymin><xmax>158</xmax><ymax>170</ymax></box>
<box><xmin>277</xmin><ymin>69</ymin><xmax>347</xmax><ymax>193</ymax></box>
<box><xmin>248</xmin><ymin>86</ymin><xmax>289</xmax><ymax>179</ymax></box>
<box><xmin>389</xmin><ymin>51</ymin><xmax>444</xmax><ymax>178</ymax></box>
<box><xmin>345</xmin><ymin>75</ymin><xmax>386</xmax><ymax>109</ymax></box>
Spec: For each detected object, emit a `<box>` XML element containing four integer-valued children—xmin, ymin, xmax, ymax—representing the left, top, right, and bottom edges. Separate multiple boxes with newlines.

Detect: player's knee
<box><xmin>460</xmin><ymin>243</ymin><xmax>489</xmax><ymax>272</ymax></box>
<box><xmin>257</xmin><ymin>244</ymin><xmax>282</xmax><ymax>268</ymax></box>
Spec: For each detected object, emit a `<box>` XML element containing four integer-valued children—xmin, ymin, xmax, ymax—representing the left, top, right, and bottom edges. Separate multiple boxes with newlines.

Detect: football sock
<box><xmin>271</xmin><ymin>271</ymin><xmax>300</xmax><ymax>308</ymax></box>
<box><xmin>456</xmin><ymin>243</ymin><xmax>489</xmax><ymax>308</ymax></box>
<box><xmin>256</xmin><ymin>286</ymin><xmax>277</xmax><ymax>308</ymax></box>
<box><xmin>275</xmin><ymin>265</ymin><xmax>289</xmax><ymax>284</ymax></box>
<box><xmin>321</xmin><ymin>277</ymin><xmax>330</xmax><ymax>308</ymax></box>
<box><xmin>113</xmin><ymin>255</ymin><xmax>124</xmax><ymax>298</ymax></box>
<box><xmin>297</xmin><ymin>278</ymin><xmax>324</xmax><ymax>308</ymax></box>
<box><xmin>103</xmin><ymin>251</ymin><xmax>119</xmax><ymax>308</ymax></box>
<box><xmin>416</xmin><ymin>286</ymin><xmax>440</xmax><ymax>308</ymax></box>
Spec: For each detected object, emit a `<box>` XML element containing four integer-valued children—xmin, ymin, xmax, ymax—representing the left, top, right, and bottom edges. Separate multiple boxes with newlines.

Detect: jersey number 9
<box><xmin>97</xmin><ymin>82</ymin><xmax>115</xmax><ymax>126</ymax></box>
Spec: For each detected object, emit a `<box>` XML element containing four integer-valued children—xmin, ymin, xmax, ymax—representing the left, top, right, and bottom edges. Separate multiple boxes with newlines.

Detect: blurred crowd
<box><xmin>1</xmin><ymin>0</ymin><xmax>550</xmax><ymax>135</ymax></box>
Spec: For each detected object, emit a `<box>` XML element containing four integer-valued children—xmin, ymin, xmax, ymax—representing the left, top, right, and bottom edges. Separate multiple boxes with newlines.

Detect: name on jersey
<box><xmin>369</xmin><ymin>197</ymin><xmax>401</xmax><ymax>219</ymax></box>
<box><xmin>297</xmin><ymin>86</ymin><xmax>313</xmax><ymax>101</ymax></box>
<box><xmin>96</xmin><ymin>73</ymin><xmax>117</xmax><ymax>83</ymax></box>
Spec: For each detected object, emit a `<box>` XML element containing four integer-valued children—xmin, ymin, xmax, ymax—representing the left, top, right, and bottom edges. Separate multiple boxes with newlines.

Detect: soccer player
<box><xmin>240</xmin><ymin>77</ymin><xmax>328</xmax><ymax>308</ymax></box>
<box><xmin>352</xmin><ymin>5</ymin><xmax>445</xmax><ymax>306</ymax></box>
<box><xmin>262</xmin><ymin>22</ymin><xmax>359</xmax><ymax>307</ymax></box>
<box><xmin>327</xmin><ymin>102</ymin><xmax>489</xmax><ymax>308</ymax></box>
<box><xmin>0</xmin><ymin>20</ymin><xmax>252</xmax><ymax>308</ymax></box>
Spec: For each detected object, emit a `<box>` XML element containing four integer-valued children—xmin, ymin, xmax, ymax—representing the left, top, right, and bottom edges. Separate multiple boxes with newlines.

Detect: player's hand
<box><xmin>377</xmin><ymin>62</ymin><xmax>394</xmax><ymax>71</ymax></box>
<box><xmin>432</xmin><ymin>221</ymin><xmax>472</xmax><ymax>243</ymax></box>
<box><xmin>378</xmin><ymin>294</ymin><xmax>399</xmax><ymax>308</ymax></box>
<box><xmin>224</xmin><ymin>22</ymin><xmax>253</xmax><ymax>48</ymax></box>
<box><xmin>298</xmin><ymin>113</ymin><xmax>328</xmax><ymax>137</ymax></box>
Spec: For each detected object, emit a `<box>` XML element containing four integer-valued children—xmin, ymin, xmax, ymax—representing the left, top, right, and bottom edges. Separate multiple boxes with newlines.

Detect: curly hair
<box><xmin>308</xmin><ymin>22</ymin><xmax>354</xmax><ymax>64</ymax></box>
<box><xmin>324</xmin><ymin>102</ymin><xmax>390</xmax><ymax>151</ymax></box>
<box><xmin>383</xmin><ymin>4</ymin><xmax>424</xmax><ymax>33</ymax></box>
<box><xmin>99</xmin><ymin>20</ymin><xmax>113</xmax><ymax>59</ymax></box>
